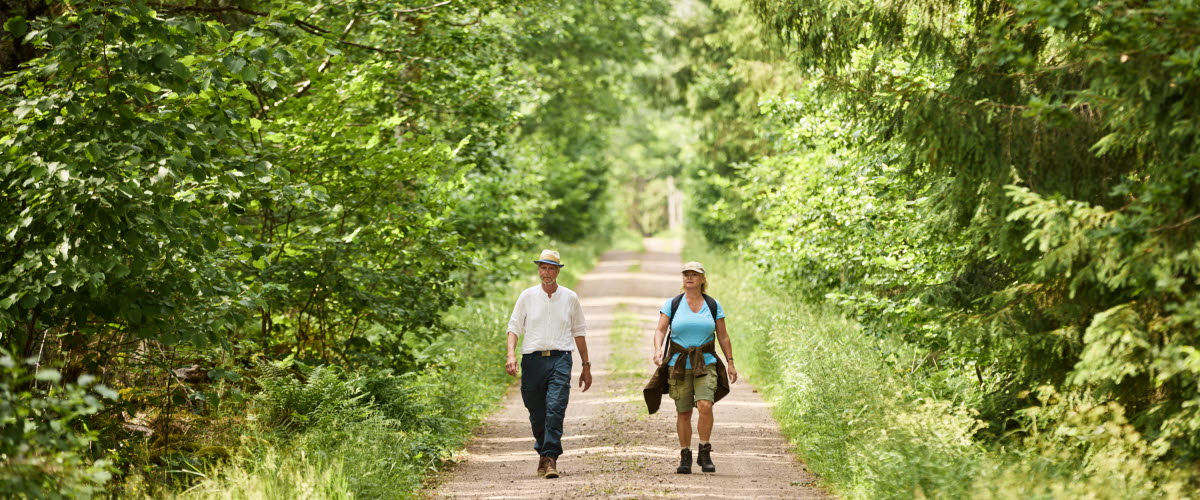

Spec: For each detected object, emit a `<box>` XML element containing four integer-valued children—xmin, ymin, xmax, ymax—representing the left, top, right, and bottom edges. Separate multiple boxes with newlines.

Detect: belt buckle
<box><xmin>540</xmin><ymin>350</ymin><xmax>551</xmax><ymax>357</ymax></box>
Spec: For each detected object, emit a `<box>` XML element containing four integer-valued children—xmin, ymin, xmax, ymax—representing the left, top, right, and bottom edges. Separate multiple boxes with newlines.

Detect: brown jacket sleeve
<box><xmin>643</xmin><ymin>341</ymin><xmax>730</xmax><ymax>414</ymax></box>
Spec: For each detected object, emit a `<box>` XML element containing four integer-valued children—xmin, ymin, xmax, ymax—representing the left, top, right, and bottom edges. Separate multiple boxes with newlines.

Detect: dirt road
<box><xmin>426</xmin><ymin>238</ymin><xmax>828</xmax><ymax>499</ymax></box>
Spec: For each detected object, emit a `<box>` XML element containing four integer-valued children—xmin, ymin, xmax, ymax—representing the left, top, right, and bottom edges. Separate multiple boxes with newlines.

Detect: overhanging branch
<box><xmin>154</xmin><ymin>4</ymin><xmax>403</xmax><ymax>55</ymax></box>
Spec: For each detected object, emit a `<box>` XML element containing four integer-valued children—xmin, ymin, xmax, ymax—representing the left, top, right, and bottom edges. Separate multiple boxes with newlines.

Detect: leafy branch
<box><xmin>154</xmin><ymin>4</ymin><xmax>406</xmax><ymax>55</ymax></box>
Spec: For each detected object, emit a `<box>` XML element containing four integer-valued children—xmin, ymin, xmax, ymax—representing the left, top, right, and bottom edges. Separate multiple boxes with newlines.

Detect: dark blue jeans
<box><xmin>520</xmin><ymin>352</ymin><xmax>572</xmax><ymax>459</ymax></box>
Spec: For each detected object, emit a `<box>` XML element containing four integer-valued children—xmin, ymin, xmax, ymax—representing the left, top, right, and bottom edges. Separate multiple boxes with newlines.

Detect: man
<box><xmin>505</xmin><ymin>249</ymin><xmax>592</xmax><ymax>479</ymax></box>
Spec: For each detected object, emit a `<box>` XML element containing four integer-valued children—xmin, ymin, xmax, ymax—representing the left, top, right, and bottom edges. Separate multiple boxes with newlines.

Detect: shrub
<box><xmin>0</xmin><ymin>349</ymin><xmax>118</xmax><ymax>498</ymax></box>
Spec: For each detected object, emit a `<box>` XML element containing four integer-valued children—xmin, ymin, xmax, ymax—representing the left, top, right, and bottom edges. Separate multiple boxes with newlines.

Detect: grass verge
<box><xmin>607</xmin><ymin>306</ymin><xmax>648</xmax><ymax>401</ymax></box>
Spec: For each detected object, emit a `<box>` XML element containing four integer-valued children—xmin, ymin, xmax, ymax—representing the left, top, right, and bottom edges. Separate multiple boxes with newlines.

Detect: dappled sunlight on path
<box><xmin>426</xmin><ymin>238</ymin><xmax>828</xmax><ymax>499</ymax></box>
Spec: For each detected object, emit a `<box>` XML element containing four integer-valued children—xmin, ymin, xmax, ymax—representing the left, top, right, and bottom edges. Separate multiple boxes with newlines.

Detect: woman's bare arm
<box><xmin>652</xmin><ymin>312</ymin><xmax>670</xmax><ymax>365</ymax></box>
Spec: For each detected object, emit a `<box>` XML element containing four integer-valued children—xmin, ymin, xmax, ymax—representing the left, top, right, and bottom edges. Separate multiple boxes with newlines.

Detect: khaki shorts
<box><xmin>668</xmin><ymin>364</ymin><xmax>718</xmax><ymax>413</ymax></box>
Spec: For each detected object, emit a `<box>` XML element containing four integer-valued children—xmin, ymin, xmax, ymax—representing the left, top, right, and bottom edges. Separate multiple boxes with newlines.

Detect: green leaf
<box><xmin>239</xmin><ymin>64</ymin><xmax>258</xmax><ymax>82</ymax></box>
<box><xmin>222</xmin><ymin>55</ymin><xmax>247</xmax><ymax>74</ymax></box>
<box><xmin>152</xmin><ymin>52</ymin><xmax>173</xmax><ymax>70</ymax></box>
<box><xmin>35</xmin><ymin>368</ymin><xmax>61</xmax><ymax>382</ymax></box>
<box><xmin>232</xmin><ymin>87</ymin><xmax>257</xmax><ymax>103</ymax></box>
<box><xmin>4</xmin><ymin>16</ymin><xmax>27</xmax><ymax>38</ymax></box>
<box><xmin>208</xmin><ymin>369</ymin><xmax>242</xmax><ymax>382</ymax></box>
<box><xmin>272</xmin><ymin>48</ymin><xmax>295</xmax><ymax>65</ymax></box>
<box><xmin>249</xmin><ymin>47</ymin><xmax>270</xmax><ymax>62</ymax></box>
<box><xmin>191</xmin><ymin>145</ymin><xmax>208</xmax><ymax>162</ymax></box>
<box><xmin>190</xmin><ymin>332</ymin><xmax>207</xmax><ymax>348</ymax></box>
<box><xmin>95</xmin><ymin>385</ymin><xmax>119</xmax><ymax>400</ymax></box>
<box><xmin>125</xmin><ymin>304</ymin><xmax>142</xmax><ymax>323</ymax></box>
<box><xmin>13</xmin><ymin>105</ymin><xmax>34</xmax><ymax>120</ymax></box>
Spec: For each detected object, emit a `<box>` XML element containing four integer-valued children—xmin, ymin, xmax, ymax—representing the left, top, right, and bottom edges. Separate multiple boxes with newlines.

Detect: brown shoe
<box><xmin>537</xmin><ymin>456</ymin><xmax>548</xmax><ymax>476</ymax></box>
<box><xmin>543</xmin><ymin>456</ymin><xmax>560</xmax><ymax>479</ymax></box>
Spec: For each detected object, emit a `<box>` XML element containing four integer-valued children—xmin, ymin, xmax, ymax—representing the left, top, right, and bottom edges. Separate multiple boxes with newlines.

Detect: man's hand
<box><xmin>506</xmin><ymin>354</ymin><xmax>518</xmax><ymax>377</ymax></box>
<box><xmin>728</xmin><ymin>361</ymin><xmax>738</xmax><ymax>384</ymax></box>
<box><xmin>578</xmin><ymin>365</ymin><xmax>592</xmax><ymax>392</ymax></box>
<box><xmin>652</xmin><ymin>348</ymin><xmax>663</xmax><ymax>366</ymax></box>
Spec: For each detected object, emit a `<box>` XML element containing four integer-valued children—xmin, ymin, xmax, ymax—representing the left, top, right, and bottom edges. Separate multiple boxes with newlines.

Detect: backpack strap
<box><xmin>662</xmin><ymin>294</ymin><xmax>684</xmax><ymax>355</ymax></box>
<box><xmin>702</xmin><ymin>294</ymin><xmax>718</xmax><ymax>325</ymax></box>
<box><xmin>668</xmin><ymin>293</ymin><xmax>684</xmax><ymax>337</ymax></box>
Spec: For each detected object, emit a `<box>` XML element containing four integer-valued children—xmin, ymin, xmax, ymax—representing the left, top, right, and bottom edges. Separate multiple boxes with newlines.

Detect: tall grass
<box><xmin>686</xmin><ymin>233</ymin><xmax>1181</xmax><ymax>499</ymax></box>
<box><xmin>607</xmin><ymin>307</ymin><xmax>648</xmax><ymax>400</ymax></box>
<box><xmin>183</xmin><ymin>449</ymin><xmax>352</xmax><ymax>500</ymax></box>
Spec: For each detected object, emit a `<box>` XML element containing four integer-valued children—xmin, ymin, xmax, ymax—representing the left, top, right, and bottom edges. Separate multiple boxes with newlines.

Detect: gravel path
<box><xmin>426</xmin><ymin>238</ymin><xmax>828</xmax><ymax>499</ymax></box>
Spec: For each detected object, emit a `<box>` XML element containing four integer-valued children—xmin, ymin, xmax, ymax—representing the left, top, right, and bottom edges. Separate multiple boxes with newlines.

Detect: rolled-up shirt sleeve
<box><xmin>507</xmin><ymin>292</ymin><xmax>526</xmax><ymax>336</ymax></box>
<box><xmin>569</xmin><ymin>294</ymin><xmax>587</xmax><ymax>337</ymax></box>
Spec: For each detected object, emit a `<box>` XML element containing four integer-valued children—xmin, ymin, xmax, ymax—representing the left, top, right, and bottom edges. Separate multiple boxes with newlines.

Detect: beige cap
<box><xmin>681</xmin><ymin>261</ymin><xmax>705</xmax><ymax>274</ymax></box>
<box><xmin>534</xmin><ymin>249</ymin><xmax>564</xmax><ymax>267</ymax></box>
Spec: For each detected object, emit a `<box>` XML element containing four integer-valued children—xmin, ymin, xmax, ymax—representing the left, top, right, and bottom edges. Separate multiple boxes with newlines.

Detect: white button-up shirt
<box><xmin>507</xmin><ymin>285</ymin><xmax>587</xmax><ymax>353</ymax></box>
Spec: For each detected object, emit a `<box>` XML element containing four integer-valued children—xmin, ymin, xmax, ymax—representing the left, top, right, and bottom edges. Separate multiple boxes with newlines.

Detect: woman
<box><xmin>651</xmin><ymin>261</ymin><xmax>738</xmax><ymax>474</ymax></box>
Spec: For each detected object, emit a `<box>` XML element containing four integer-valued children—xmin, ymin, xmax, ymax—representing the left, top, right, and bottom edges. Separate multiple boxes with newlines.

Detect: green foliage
<box><xmin>643</xmin><ymin>0</ymin><xmax>801</xmax><ymax>246</ymax></box>
<box><xmin>1</xmin><ymin>0</ymin><xmax>663</xmax><ymax>494</ymax></box>
<box><xmin>0</xmin><ymin>349</ymin><xmax>118</xmax><ymax>498</ymax></box>
<box><xmin>173</xmin><ymin>335</ymin><xmax>490</xmax><ymax>497</ymax></box>
<box><xmin>657</xmin><ymin>0</ymin><xmax>1200</xmax><ymax>493</ymax></box>
<box><xmin>2</xmin><ymin>0</ymin><xmax>273</xmax><ymax>357</ymax></box>
<box><xmin>605</xmin><ymin>103</ymin><xmax>693</xmax><ymax>237</ymax></box>
<box><xmin>734</xmin><ymin>0</ymin><xmax>1200</xmax><ymax>440</ymax></box>
<box><xmin>0</xmin><ymin>0</ymin><xmax>662</xmax><ymax>359</ymax></box>
<box><xmin>689</xmin><ymin>233</ymin><xmax>1187</xmax><ymax>499</ymax></box>
<box><xmin>507</xmin><ymin>0</ymin><xmax>669</xmax><ymax>243</ymax></box>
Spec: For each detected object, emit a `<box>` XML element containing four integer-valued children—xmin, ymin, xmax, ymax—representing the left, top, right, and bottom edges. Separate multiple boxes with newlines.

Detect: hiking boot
<box><xmin>543</xmin><ymin>456</ymin><xmax>560</xmax><ymax>479</ymax></box>
<box><xmin>676</xmin><ymin>448</ymin><xmax>692</xmax><ymax>474</ymax></box>
<box><xmin>697</xmin><ymin>443</ymin><xmax>716</xmax><ymax>473</ymax></box>
<box><xmin>537</xmin><ymin>456</ymin><xmax>549</xmax><ymax>476</ymax></box>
